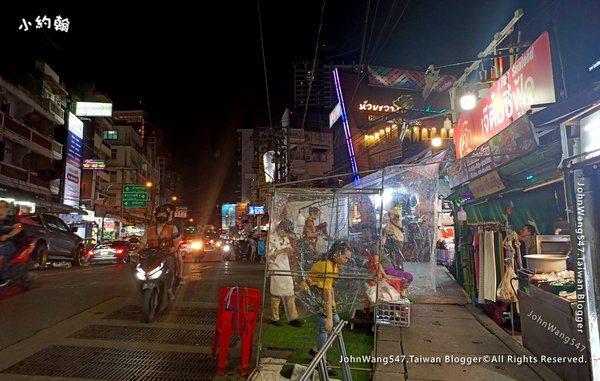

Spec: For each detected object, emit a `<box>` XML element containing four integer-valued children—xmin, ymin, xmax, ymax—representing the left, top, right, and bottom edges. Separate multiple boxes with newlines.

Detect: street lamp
<box><xmin>171</xmin><ymin>196</ymin><xmax>178</xmax><ymax>202</ymax></box>
<box><xmin>146</xmin><ymin>181</ymin><xmax>155</xmax><ymax>224</ymax></box>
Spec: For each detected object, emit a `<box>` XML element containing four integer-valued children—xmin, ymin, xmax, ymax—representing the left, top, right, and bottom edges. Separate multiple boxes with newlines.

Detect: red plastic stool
<box><xmin>211</xmin><ymin>287</ymin><xmax>261</xmax><ymax>376</ymax></box>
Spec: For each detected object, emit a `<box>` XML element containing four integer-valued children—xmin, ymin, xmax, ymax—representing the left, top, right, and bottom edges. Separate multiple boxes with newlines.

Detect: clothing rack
<box><xmin>467</xmin><ymin>220</ymin><xmax>519</xmax><ymax>337</ymax></box>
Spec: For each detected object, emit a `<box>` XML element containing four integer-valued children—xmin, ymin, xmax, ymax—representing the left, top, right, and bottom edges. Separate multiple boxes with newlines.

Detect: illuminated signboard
<box><xmin>221</xmin><ymin>203</ymin><xmax>236</xmax><ymax>230</ymax></box>
<box><xmin>63</xmin><ymin>113</ymin><xmax>83</xmax><ymax>207</ymax></box>
<box><xmin>82</xmin><ymin>159</ymin><xmax>106</xmax><ymax>170</ymax></box>
<box><xmin>248</xmin><ymin>205</ymin><xmax>266</xmax><ymax>215</ymax></box>
<box><xmin>329</xmin><ymin>102</ymin><xmax>342</xmax><ymax>128</ymax></box>
<box><xmin>75</xmin><ymin>102</ymin><xmax>113</xmax><ymax>117</ymax></box>
<box><xmin>454</xmin><ymin>32</ymin><xmax>555</xmax><ymax>159</ymax></box>
<box><xmin>581</xmin><ymin>109</ymin><xmax>600</xmax><ymax>160</ymax></box>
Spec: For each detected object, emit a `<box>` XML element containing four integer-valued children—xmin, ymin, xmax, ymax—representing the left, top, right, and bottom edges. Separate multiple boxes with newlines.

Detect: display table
<box><xmin>518</xmin><ymin>286</ymin><xmax>590</xmax><ymax>381</ymax></box>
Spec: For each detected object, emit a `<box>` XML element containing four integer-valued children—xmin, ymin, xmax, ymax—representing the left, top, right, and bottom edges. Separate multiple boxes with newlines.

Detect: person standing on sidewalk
<box><xmin>268</xmin><ymin>220</ymin><xmax>304</xmax><ymax>327</ymax></box>
<box><xmin>306</xmin><ymin>239</ymin><xmax>352</xmax><ymax>354</ymax></box>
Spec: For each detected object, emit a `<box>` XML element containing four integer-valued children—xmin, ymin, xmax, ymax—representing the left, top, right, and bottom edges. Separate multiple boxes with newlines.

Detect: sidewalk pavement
<box><xmin>373</xmin><ymin>265</ymin><xmax>562</xmax><ymax>381</ymax></box>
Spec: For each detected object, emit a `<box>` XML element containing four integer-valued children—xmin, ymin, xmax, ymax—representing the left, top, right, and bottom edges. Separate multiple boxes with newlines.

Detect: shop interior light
<box><xmin>443</xmin><ymin>117</ymin><xmax>452</xmax><ymax>129</ymax></box>
<box><xmin>431</xmin><ymin>137</ymin><xmax>442</xmax><ymax>147</ymax></box>
<box><xmin>460</xmin><ymin>93</ymin><xmax>477</xmax><ymax>110</ymax></box>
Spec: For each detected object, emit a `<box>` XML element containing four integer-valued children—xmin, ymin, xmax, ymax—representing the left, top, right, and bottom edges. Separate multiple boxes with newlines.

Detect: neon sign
<box><xmin>333</xmin><ymin>68</ymin><xmax>359</xmax><ymax>183</ymax></box>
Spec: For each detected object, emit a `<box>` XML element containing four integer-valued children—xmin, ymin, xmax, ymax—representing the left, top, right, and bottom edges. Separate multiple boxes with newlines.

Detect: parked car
<box><xmin>20</xmin><ymin>214</ymin><xmax>86</xmax><ymax>268</ymax></box>
<box><xmin>88</xmin><ymin>240</ymin><xmax>134</xmax><ymax>264</ymax></box>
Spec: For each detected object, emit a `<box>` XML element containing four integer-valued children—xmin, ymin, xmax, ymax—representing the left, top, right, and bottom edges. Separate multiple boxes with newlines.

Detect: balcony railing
<box><xmin>1</xmin><ymin>111</ymin><xmax>63</xmax><ymax>160</ymax></box>
<box><xmin>0</xmin><ymin>162</ymin><xmax>50</xmax><ymax>192</ymax></box>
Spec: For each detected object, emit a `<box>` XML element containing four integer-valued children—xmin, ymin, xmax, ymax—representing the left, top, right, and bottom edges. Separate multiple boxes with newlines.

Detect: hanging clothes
<box><xmin>483</xmin><ymin>230</ymin><xmax>497</xmax><ymax>302</ymax></box>
<box><xmin>477</xmin><ymin>228</ymin><xmax>485</xmax><ymax>303</ymax></box>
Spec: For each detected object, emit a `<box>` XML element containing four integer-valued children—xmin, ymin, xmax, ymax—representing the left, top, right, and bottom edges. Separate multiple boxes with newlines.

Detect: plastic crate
<box><xmin>376</xmin><ymin>299</ymin><xmax>410</xmax><ymax>327</ymax></box>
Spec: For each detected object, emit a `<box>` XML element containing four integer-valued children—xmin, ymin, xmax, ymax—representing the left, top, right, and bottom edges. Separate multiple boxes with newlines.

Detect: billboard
<box><xmin>75</xmin><ymin>102</ymin><xmax>113</xmax><ymax>117</ymax></box>
<box><xmin>221</xmin><ymin>203</ymin><xmax>236</xmax><ymax>230</ymax></box>
<box><xmin>454</xmin><ymin>32</ymin><xmax>556</xmax><ymax>159</ymax></box>
<box><xmin>63</xmin><ymin>113</ymin><xmax>84</xmax><ymax>207</ymax></box>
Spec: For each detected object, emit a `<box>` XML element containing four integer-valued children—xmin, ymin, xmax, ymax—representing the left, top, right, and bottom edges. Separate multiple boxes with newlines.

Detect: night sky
<box><xmin>1</xmin><ymin>1</ymin><xmax>598</xmax><ymax>222</ymax></box>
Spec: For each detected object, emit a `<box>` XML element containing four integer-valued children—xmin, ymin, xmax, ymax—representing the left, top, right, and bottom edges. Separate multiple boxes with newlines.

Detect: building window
<box><xmin>111</xmin><ymin>149</ymin><xmax>117</xmax><ymax>160</ymax></box>
<box><xmin>103</xmin><ymin>130</ymin><xmax>118</xmax><ymax>140</ymax></box>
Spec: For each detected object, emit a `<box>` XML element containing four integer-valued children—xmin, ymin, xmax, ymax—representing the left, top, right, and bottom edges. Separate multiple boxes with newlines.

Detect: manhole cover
<box><xmin>1</xmin><ymin>345</ymin><xmax>217</xmax><ymax>380</ymax></box>
<box><xmin>105</xmin><ymin>306</ymin><xmax>218</xmax><ymax>325</ymax></box>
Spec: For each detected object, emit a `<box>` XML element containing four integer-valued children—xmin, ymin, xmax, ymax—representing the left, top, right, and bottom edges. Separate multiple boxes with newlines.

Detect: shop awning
<box><xmin>445</xmin><ymin>140</ymin><xmax>563</xmax><ymax>204</ymax></box>
<box><xmin>0</xmin><ymin>185</ymin><xmax>87</xmax><ymax>215</ymax></box>
<box><xmin>529</xmin><ymin>91</ymin><xmax>600</xmax><ymax>131</ymax></box>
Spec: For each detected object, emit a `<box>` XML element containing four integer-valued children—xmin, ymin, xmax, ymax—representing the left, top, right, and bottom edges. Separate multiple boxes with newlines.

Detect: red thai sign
<box><xmin>454</xmin><ymin>32</ymin><xmax>555</xmax><ymax>159</ymax></box>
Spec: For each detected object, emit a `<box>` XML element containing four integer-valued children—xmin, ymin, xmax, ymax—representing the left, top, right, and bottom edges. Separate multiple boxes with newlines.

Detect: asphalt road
<box><xmin>0</xmin><ymin>251</ymin><xmax>266</xmax><ymax>380</ymax></box>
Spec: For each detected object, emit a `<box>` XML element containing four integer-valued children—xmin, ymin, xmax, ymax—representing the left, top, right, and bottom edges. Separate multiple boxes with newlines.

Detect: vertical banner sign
<box><xmin>63</xmin><ymin>113</ymin><xmax>84</xmax><ymax>207</ymax></box>
<box><xmin>454</xmin><ymin>32</ymin><xmax>556</xmax><ymax>159</ymax></box>
<box><xmin>221</xmin><ymin>203</ymin><xmax>236</xmax><ymax>231</ymax></box>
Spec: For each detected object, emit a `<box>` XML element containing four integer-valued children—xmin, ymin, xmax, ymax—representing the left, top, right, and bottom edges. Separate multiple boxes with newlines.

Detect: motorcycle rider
<box><xmin>139</xmin><ymin>203</ymin><xmax>181</xmax><ymax>300</ymax></box>
<box><xmin>0</xmin><ymin>200</ymin><xmax>26</xmax><ymax>286</ymax></box>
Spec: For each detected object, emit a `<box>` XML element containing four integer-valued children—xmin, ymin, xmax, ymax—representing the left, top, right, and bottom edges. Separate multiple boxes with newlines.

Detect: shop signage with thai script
<box><xmin>447</xmin><ymin>115</ymin><xmax>538</xmax><ymax>188</ymax></box>
<box><xmin>82</xmin><ymin>159</ymin><xmax>106</xmax><ymax>170</ymax></box>
<box><xmin>454</xmin><ymin>32</ymin><xmax>555</xmax><ymax>159</ymax></box>
<box><xmin>468</xmin><ymin>170</ymin><xmax>505</xmax><ymax>198</ymax></box>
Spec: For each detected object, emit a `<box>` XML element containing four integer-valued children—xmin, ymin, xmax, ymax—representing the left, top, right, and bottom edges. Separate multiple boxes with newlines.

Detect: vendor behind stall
<box><xmin>518</xmin><ymin>224</ymin><xmax>537</xmax><ymax>255</ymax></box>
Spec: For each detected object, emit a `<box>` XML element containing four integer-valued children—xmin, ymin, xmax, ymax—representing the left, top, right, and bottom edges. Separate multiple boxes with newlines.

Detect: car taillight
<box><xmin>116</xmin><ymin>249</ymin><xmax>124</xmax><ymax>254</ymax></box>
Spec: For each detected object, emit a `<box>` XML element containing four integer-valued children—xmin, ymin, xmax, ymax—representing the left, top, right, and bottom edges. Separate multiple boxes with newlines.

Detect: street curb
<box><xmin>465</xmin><ymin>303</ymin><xmax>563</xmax><ymax>381</ymax></box>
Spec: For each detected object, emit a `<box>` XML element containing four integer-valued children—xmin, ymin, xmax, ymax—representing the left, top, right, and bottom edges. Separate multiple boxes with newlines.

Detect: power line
<box><xmin>301</xmin><ymin>0</ymin><xmax>328</xmax><ymax>131</ymax></box>
<box><xmin>256</xmin><ymin>0</ymin><xmax>272</xmax><ymax>128</ymax></box>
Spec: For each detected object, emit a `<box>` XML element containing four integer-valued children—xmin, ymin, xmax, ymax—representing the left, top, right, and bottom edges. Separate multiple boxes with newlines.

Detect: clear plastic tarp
<box><xmin>262</xmin><ymin>163</ymin><xmax>440</xmax><ymax>326</ymax></box>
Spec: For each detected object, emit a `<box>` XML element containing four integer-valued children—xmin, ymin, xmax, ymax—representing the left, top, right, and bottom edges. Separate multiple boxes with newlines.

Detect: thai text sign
<box><xmin>174</xmin><ymin>206</ymin><xmax>188</xmax><ymax>218</ymax></box>
<box><xmin>448</xmin><ymin>115</ymin><xmax>538</xmax><ymax>188</ymax></box>
<box><xmin>122</xmin><ymin>185</ymin><xmax>147</xmax><ymax>208</ymax></box>
<box><xmin>454</xmin><ymin>32</ymin><xmax>555</xmax><ymax>159</ymax></box>
<box><xmin>82</xmin><ymin>159</ymin><xmax>106</xmax><ymax>170</ymax></box>
<box><xmin>468</xmin><ymin>170</ymin><xmax>505</xmax><ymax>198</ymax></box>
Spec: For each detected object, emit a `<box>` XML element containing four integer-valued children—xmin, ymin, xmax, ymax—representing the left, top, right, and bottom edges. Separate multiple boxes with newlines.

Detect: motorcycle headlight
<box><xmin>135</xmin><ymin>264</ymin><xmax>146</xmax><ymax>281</ymax></box>
<box><xmin>148</xmin><ymin>269</ymin><xmax>163</xmax><ymax>280</ymax></box>
<box><xmin>191</xmin><ymin>241</ymin><xmax>202</xmax><ymax>250</ymax></box>
<box><xmin>147</xmin><ymin>263</ymin><xmax>164</xmax><ymax>280</ymax></box>
<box><xmin>223</xmin><ymin>244</ymin><xmax>231</xmax><ymax>252</ymax></box>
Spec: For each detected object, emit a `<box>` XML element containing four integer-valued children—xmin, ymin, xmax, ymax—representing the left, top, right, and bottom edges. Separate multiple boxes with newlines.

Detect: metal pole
<box><xmin>297</xmin><ymin>321</ymin><xmax>349</xmax><ymax>381</ymax></box>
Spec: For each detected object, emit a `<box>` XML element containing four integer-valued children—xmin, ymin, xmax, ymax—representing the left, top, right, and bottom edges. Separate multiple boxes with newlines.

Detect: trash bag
<box><xmin>367</xmin><ymin>280</ymin><xmax>402</xmax><ymax>303</ymax></box>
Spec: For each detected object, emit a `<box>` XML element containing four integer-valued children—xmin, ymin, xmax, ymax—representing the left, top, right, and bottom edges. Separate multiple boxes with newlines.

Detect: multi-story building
<box><xmin>240</xmin><ymin>127</ymin><xmax>334</xmax><ymax>204</ymax></box>
<box><xmin>0</xmin><ymin>61</ymin><xmax>75</xmax><ymax>213</ymax></box>
<box><xmin>161</xmin><ymin>169</ymin><xmax>182</xmax><ymax>204</ymax></box>
<box><xmin>237</xmin><ymin>129</ymin><xmax>257</xmax><ymax>203</ymax></box>
<box><xmin>112</xmin><ymin>110</ymin><xmax>180</xmax><ymax>206</ymax></box>
<box><xmin>78</xmin><ymin>93</ymin><xmax>113</xmax><ymax>212</ymax></box>
<box><xmin>105</xmin><ymin>125</ymin><xmax>159</xmax><ymax>225</ymax></box>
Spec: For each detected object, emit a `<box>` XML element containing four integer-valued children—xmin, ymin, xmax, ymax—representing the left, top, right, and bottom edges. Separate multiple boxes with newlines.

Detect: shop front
<box><xmin>446</xmin><ymin>101</ymin><xmax>600</xmax><ymax>380</ymax></box>
<box><xmin>554</xmin><ymin>101</ymin><xmax>600</xmax><ymax>380</ymax></box>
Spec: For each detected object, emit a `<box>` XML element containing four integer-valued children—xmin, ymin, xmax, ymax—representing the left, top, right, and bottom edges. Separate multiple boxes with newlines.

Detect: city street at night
<box><xmin>0</xmin><ymin>254</ymin><xmax>265</xmax><ymax>380</ymax></box>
